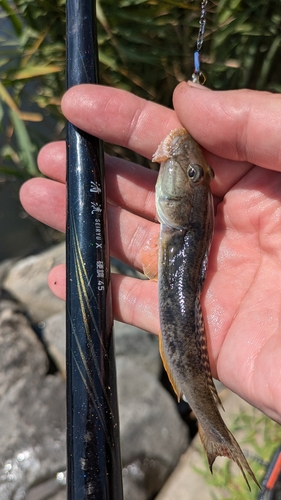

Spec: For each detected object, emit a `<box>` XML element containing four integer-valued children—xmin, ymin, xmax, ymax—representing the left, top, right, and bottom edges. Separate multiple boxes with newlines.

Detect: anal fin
<box><xmin>159</xmin><ymin>331</ymin><xmax>182</xmax><ymax>402</ymax></box>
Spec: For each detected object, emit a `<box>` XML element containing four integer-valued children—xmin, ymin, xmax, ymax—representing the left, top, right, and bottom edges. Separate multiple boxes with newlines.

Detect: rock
<box><xmin>2</xmin><ymin>248</ymin><xmax>145</xmax><ymax>324</ymax></box>
<box><xmin>0</xmin><ymin>258</ymin><xmax>15</xmax><ymax>286</ymax></box>
<box><xmin>21</xmin><ymin>356</ymin><xmax>188</xmax><ymax>500</ymax></box>
<box><xmin>0</xmin><ymin>247</ymin><xmax>189</xmax><ymax>500</ymax></box>
<box><xmin>0</xmin><ymin>291</ymin><xmax>66</xmax><ymax>499</ymax></box>
<box><xmin>3</xmin><ymin>243</ymin><xmax>65</xmax><ymax>322</ymax></box>
<box><xmin>42</xmin><ymin>310</ymin><xmax>66</xmax><ymax>375</ymax></box>
<box><xmin>0</xmin><ymin>290</ymin><xmax>47</xmax><ymax>399</ymax></box>
<box><xmin>118</xmin><ymin>358</ymin><xmax>189</xmax><ymax>500</ymax></box>
<box><xmin>45</xmin><ymin>490</ymin><xmax>67</xmax><ymax>500</ymax></box>
<box><xmin>114</xmin><ymin>321</ymin><xmax>161</xmax><ymax>378</ymax></box>
<box><xmin>25</xmin><ymin>311</ymin><xmax>188</xmax><ymax>500</ymax></box>
<box><xmin>43</xmin><ymin>313</ymin><xmax>162</xmax><ymax>379</ymax></box>
<box><xmin>26</xmin><ymin>473</ymin><xmax>66</xmax><ymax>500</ymax></box>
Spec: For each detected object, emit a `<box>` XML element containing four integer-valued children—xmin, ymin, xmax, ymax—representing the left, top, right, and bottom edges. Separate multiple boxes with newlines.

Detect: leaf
<box><xmin>9</xmin><ymin>109</ymin><xmax>39</xmax><ymax>176</ymax></box>
<box><xmin>13</xmin><ymin>64</ymin><xmax>62</xmax><ymax>79</ymax></box>
<box><xmin>0</xmin><ymin>81</ymin><xmax>43</xmax><ymax>121</ymax></box>
<box><xmin>0</xmin><ymin>0</ymin><xmax>22</xmax><ymax>35</ymax></box>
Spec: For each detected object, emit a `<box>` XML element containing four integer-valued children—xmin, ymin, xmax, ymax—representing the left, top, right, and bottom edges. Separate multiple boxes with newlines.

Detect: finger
<box><xmin>20</xmin><ymin>176</ymin><xmax>159</xmax><ymax>273</ymax></box>
<box><xmin>22</xmin><ymin>141</ymin><xmax>249</xmax><ymax>237</ymax></box>
<box><xmin>48</xmin><ymin>264</ymin><xmax>160</xmax><ymax>334</ymax></box>
<box><xmin>112</xmin><ymin>273</ymin><xmax>159</xmax><ymax>333</ymax></box>
<box><xmin>61</xmin><ymin>84</ymin><xmax>256</xmax><ymax>199</ymax></box>
<box><xmin>61</xmin><ymin>84</ymin><xmax>181</xmax><ymax>160</ymax></box>
<box><xmin>204</xmin><ymin>150</ymin><xmax>253</xmax><ymax>200</ymax></box>
<box><xmin>173</xmin><ymin>82</ymin><xmax>281</xmax><ymax>171</ymax></box>
<box><xmin>105</xmin><ymin>155</ymin><xmax>157</xmax><ymax>221</ymax></box>
<box><xmin>48</xmin><ymin>264</ymin><xmax>66</xmax><ymax>300</ymax></box>
<box><xmin>20</xmin><ymin>178</ymin><xmax>66</xmax><ymax>232</ymax></box>
<box><xmin>107</xmin><ymin>203</ymin><xmax>159</xmax><ymax>272</ymax></box>
<box><xmin>38</xmin><ymin>141</ymin><xmax>66</xmax><ymax>183</ymax></box>
<box><xmin>35</xmin><ymin>83</ymin><xmax>260</xmax><ymax>218</ymax></box>
<box><xmin>30</xmin><ymin>141</ymin><xmax>159</xmax><ymax>221</ymax></box>
<box><xmin>20</xmin><ymin>162</ymin><xmax>157</xmax><ymax>231</ymax></box>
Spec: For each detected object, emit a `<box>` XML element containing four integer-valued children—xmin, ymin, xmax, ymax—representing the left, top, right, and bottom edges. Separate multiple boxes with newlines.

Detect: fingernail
<box><xmin>187</xmin><ymin>80</ymin><xmax>211</xmax><ymax>90</ymax></box>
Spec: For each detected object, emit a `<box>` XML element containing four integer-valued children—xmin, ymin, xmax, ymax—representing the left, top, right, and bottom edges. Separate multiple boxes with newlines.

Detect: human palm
<box><xmin>20</xmin><ymin>83</ymin><xmax>281</xmax><ymax>423</ymax></box>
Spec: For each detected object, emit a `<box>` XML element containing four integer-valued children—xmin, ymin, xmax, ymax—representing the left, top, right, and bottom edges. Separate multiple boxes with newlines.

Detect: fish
<box><xmin>142</xmin><ymin>128</ymin><xmax>259</xmax><ymax>490</ymax></box>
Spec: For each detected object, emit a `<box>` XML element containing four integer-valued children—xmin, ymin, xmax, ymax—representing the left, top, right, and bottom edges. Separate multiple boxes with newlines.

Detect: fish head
<box><xmin>154</xmin><ymin>129</ymin><xmax>214</xmax><ymax>228</ymax></box>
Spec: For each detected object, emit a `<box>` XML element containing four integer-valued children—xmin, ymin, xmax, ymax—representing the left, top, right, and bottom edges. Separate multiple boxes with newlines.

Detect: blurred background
<box><xmin>0</xmin><ymin>0</ymin><xmax>280</xmax><ymax>260</ymax></box>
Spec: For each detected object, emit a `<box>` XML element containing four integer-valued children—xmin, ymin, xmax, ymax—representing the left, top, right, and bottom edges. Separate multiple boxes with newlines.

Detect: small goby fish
<box><xmin>147</xmin><ymin>128</ymin><xmax>259</xmax><ymax>490</ymax></box>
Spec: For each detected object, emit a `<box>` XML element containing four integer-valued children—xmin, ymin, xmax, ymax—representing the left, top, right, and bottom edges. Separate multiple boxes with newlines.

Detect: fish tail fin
<box><xmin>198</xmin><ymin>424</ymin><xmax>260</xmax><ymax>491</ymax></box>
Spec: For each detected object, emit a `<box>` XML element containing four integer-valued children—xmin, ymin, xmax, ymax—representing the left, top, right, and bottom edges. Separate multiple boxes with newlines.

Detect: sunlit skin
<box><xmin>20</xmin><ymin>82</ymin><xmax>281</xmax><ymax>424</ymax></box>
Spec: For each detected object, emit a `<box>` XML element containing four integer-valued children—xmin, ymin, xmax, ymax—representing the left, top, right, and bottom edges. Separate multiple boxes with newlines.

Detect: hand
<box><xmin>20</xmin><ymin>82</ymin><xmax>281</xmax><ymax>423</ymax></box>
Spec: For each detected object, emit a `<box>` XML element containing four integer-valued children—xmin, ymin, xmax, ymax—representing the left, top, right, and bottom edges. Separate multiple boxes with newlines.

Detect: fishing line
<box><xmin>192</xmin><ymin>0</ymin><xmax>208</xmax><ymax>84</ymax></box>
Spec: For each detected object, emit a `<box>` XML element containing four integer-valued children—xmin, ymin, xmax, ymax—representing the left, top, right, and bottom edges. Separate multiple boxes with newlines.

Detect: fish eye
<box><xmin>187</xmin><ymin>163</ymin><xmax>204</xmax><ymax>183</ymax></box>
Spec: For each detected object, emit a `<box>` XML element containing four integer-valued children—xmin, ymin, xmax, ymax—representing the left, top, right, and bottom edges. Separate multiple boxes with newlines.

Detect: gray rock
<box><xmin>0</xmin><ymin>292</ymin><xmax>66</xmax><ymax>499</ymax></box>
<box><xmin>42</xmin><ymin>310</ymin><xmax>66</xmax><ymax>375</ymax></box>
<box><xmin>3</xmin><ymin>243</ymin><xmax>65</xmax><ymax>321</ymax></box>
<box><xmin>0</xmin><ymin>292</ymin><xmax>47</xmax><ymax>399</ymax></box>
<box><xmin>118</xmin><ymin>358</ymin><xmax>189</xmax><ymax>500</ymax></box>
<box><xmin>26</xmin><ymin>473</ymin><xmax>66</xmax><ymax>500</ymax></box>
<box><xmin>114</xmin><ymin>321</ymin><xmax>161</xmax><ymax>378</ymax></box>
<box><xmin>2</xmin><ymin>249</ymin><xmax>145</xmax><ymax>324</ymax></box>
<box><xmin>0</xmin><ymin>375</ymin><xmax>66</xmax><ymax>493</ymax></box>
<box><xmin>0</xmin><ymin>251</ymin><xmax>189</xmax><ymax>500</ymax></box>
<box><xmin>43</xmin><ymin>313</ymin><xmax>162</xmax><ymax>379</ymax></box>
<box><xmin>0</xmin><ymin>258</ymin><xmax>15</xmax><ymax>286</ymax></box>
<box><xmin>45</xmin><ymin>490</ymin><xmax>67</xmax><ymax>500</ymax></box>
<box><xmin>42</xmin><ymin>312</ymin><xmax>187</xmax><ymax>500</ymax></box>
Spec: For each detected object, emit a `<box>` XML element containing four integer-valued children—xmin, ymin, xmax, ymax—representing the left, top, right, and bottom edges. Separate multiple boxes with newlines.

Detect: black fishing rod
<box><xmin>65</xmin><ymin>1</ymin><xmax>123</xmax><ymax>498</ymax></box>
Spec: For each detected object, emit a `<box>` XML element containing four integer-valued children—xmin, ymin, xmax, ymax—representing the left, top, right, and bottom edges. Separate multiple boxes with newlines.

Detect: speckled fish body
<box><xmin>153</xmin><ymin>128</ymin><xmax>259</xmax><ymax>490</ymax></box>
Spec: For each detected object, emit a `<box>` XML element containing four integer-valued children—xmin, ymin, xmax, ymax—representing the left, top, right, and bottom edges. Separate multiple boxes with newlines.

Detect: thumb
<box><xmin>173</xmin><ymin>81</ymin><xmax>281</xmax><ymax>171</ymax></box>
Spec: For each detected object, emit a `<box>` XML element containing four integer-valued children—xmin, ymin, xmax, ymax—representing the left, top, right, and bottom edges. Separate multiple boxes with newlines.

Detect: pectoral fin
<box><xmin>140</xmin><ymin>234</ymin><xmax>159</xmax><ymax>280</ymax></box>
<box><xmin>159</xmin><ymin>331</ymin><xmax>182</xmax><ymax>402</ymax></box>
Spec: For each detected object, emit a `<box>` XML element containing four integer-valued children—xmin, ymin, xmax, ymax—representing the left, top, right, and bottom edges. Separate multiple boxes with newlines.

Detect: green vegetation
<box><xmin>195</xmin><ymin>408</ymin><xmax>281</xmax><ymax>499</ymax></box>
<box><xmin>0</xmin><ymin>0</ymin><xmax>280</xmax><ymax>176</ymax></box>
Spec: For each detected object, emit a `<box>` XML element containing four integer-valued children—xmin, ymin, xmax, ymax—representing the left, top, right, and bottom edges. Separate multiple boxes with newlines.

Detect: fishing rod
<box><xmin>65</xmin><ymin>1</ymin><xmax>123</xmax><ymax>498</ymax></box>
